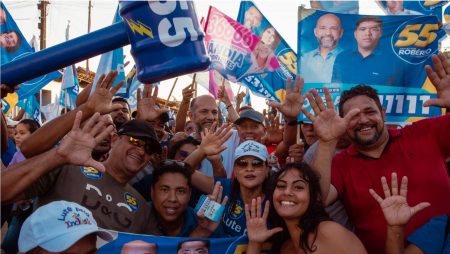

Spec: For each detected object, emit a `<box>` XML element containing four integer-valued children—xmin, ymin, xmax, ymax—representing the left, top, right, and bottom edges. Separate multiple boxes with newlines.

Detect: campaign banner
<box><xmin>204</xmin><ymin>6</ymin><xmax>280</xmax><ymax>84</ymax></box>
<box><xmin>445</xmin><ymin>4</ymin><xmax>450</xmax><ymax>22</ymax></box>
<box><xmin>376</xmin><ymin>0</ymin><xmax>448</xmax><ymax>20</ymax></box>
<box><xmin>0</xmin><ymin>2</ymin><xmax>61</xmax><ymax>100</ymax></box>
<box><xmin>310</xmin><ymin>1</ymin><xmax>359</xmax><ymax>14</ymax></box>
<box><xmin>16</xmin><ymin>94</ymin><xmax>41</xmax><ymax>122</ymax></box>
<box><xmin>59</xmin><ymin>65</ymin><xmax>80</xmax><ymax>110</ymax></box>
<box><xmin>91</xmin><ymin>6</ymin><xmax>127</xmax><ymax>96</ymax></box>
<box><xmin>237</xmin><ymin>1</ymin><xmax>297</xmax><ymax>103</ymax></box>
<box><xmin>297</xmin><ymin>8</ymin><xmax>445</xmax><ymax>123</ymax></box>
<box><xmin>209</xmin><ymin>70</ymin><xmax>235</xmax><ymax>101</ymax></box>
<box><xmin>97</xmin><ymin>230</ymin><xmax>274</xmax><ymax>254</ymax></box>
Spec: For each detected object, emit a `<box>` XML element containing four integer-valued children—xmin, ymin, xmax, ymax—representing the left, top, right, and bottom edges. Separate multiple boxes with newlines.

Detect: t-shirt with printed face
<box><xmin>25</xmin><ymin>165</ymin><xmax>162</xmax><ymax>235</ymax></box>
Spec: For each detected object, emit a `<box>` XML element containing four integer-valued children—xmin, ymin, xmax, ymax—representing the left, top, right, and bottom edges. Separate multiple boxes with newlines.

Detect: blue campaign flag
<box><xmin>243</xmin><ymin>87</ymin><xmax>252</xmax><ymax>107</ymax></box>
<box><xmin>376</xmin><ymin>0</ymin><xmax>448</xmax><ymax>20</ymax></box>
<box><xmin>91</xmin><ymin>6</ymin><xmax>126</xmax><ymax>96</ymax></box>
<box><xmin>310</xmin><ymin>1</ymin><xmax>359</xmax><ymax>14</ymax></box>
<box><xmin>297</xmin><ymin>7</ymin><xmax>445</xmax><ymax>124</ymax></box>
<box><xmin>0</xmin><ymin>2</ymin><xmax>61</xmax><ymax>100</ymax></box>
<box><xmin>237</xmin><ymin>1</ymin><xmax>297</xmax><ymax>103</ymax></box>
<box><xmin>16</xmin><ymin>94</ymin><xmax>40</xmax><ymax>122</ymax></box>
<box><xmin>444</xmin><ymin>4</ymin><xmax>450</xmax><ymax>22</ymax></box>
<box><xmin>59</xmin><ymin>65</ymin><xmax>79</xmax><ymax>110</ymax></box>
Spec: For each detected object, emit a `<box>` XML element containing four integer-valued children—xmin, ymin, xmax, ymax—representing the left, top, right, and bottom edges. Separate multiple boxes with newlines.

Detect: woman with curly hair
<box><xmin>245</xmin><ymin>162</ymin><xmax>366</xmax><ymax>254</ymax></box>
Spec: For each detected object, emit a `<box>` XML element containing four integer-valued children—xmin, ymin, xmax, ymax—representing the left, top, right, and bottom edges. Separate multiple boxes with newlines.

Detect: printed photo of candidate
<box><xmin>331</xmin><ymin>16</ymin><xmax>405</xmax><ymax>87</ymax></box>
<box><xmin>0</xmin><ymin>30</ymin><xmax>22</xmax><ymax>53</ymax></box>
<box><xmin>376</xmin><ymin>0</ymin><xmax>423</xmax><ymax>15</ymax></box>
<box><xmin>300</xmin><ymin>13</ymin><xmax>344</xmax><ymax>83</ymax></box>
<box><xmin>243</xmin><ymin>6</ymin><xmax>262</xmax><ymax>31</ymax></box>
<box><xmin>121</xmin><ymin>240</ymin><xmax>158</xmax><ymax>254</ymax></box>
<box><xmin>1</xmin><ymin>7</ymin><xmax>6</xmax><ymax>25</ymax></box>
<box><xmin>177</xmin><ymin>240</ymin><xmax>210</xmax><ymax>254</ymax></box>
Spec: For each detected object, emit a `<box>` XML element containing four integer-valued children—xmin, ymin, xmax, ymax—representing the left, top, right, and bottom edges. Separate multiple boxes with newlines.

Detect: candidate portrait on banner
<box><xmin>298</xmin><ymin>7</ymin><xmax>445</xmax><ymax>123</ymax></box>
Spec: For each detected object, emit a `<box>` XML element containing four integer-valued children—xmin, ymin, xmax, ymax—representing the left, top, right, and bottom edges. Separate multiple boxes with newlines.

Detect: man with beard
<box><xmin>305</xmin><ymin>53</ymin><xmax>450</xmax><ymax>254</ymax></box>
<box><xmin>332</xmin><ymin>16</ymin><xmax>405</xmax><ymax>86</ymax></box>
<box><xmin>300</xmin><ymin>13</ymin><xmax>344</xmax><ymax>83</ymax></box>
<box><xmin>110</xmin><ymin>97</ymin><xmax>131</xmax><ymax>129</ymax></box>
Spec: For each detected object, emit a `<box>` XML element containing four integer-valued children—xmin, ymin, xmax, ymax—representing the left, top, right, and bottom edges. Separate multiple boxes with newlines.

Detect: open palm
<box><xmin>369</xmin><ymin>173</ymin><xmax>430</xmax><ymax>227</ymax></box>
<box><xmin>268</xmin><ymin>75</ymin><xmax>304</xmax><ymax>119</ymax></box>
<box><xmin>245</xmin><ymin>198</ymin><xmax>283</xmax><ymax>243</ymax></box>
<box><xmin>424</xmin><ymin>53</ymin><xmax>450</xmax><ymax>108</ymax></box>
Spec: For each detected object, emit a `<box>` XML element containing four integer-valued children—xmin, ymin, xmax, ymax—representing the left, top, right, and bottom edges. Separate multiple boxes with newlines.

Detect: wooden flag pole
<box><xmin>192</xmin><ymin>73</ymin><xmax>197</xmax><ymax>97</ymax></box>
<box><xmin>165</xmin><ymin>77</ymin><xmax>178</xmax><ymax>106</ymax></box>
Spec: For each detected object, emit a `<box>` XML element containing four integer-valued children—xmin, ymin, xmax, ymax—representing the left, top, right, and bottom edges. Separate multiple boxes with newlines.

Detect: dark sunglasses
<box><xmin>178</xmin><ymin>150</ymin><xmax>190</xmax><ymax>159</ymax></box>
<box><xmin>127</xmin><ymin>136</ymin><xmax>153</xmax><ymax>154</ymax></box>
<box><xmin>160</xmin><ymin>159</ymin><xmax>186</xmax><ymax>168</ymax></box>
<box><xmin>235</xmin><ymin>159</ymin><xmax>265</xmax><ymax>168</ymax></box>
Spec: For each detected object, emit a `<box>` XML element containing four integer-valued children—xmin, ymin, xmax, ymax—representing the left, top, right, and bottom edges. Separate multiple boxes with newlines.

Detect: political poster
<box><xmin>0</xmin><ymin>2</ymin><xmax>61</xmax><ymax>100</ymax></box>
<box><xmin>97</xmin><ymin>230</ymin><xmax>273</xmax><ymax>254</ymax></box>
<box><xmin>204</xmin><ymin>5</ymin><xmax>280</xmax><ymax>100</ymax></box>
<box><xmin>237</xmin><ymin>1</ymin><xmax>297</xmax><ymax>103</ymax></box>
<box><xmin>376</xmin><ymin>0</ymin><xmax>448</xmax><ymax>20</ymax></box>
<box><xmin>310</xmin><ymin>0</ymin><xmax>359</xmax><ymax>14</ymax></box>
<box><xmin>298</xmin><ymin>7</ymin><xmax>445</xmax><ymax>124</ymax></box>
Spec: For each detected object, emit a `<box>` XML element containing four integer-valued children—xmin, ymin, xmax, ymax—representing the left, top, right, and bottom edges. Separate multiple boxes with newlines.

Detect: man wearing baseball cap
<box><xmin>19</xmin><ymin>200</ymin><xmax>113</xmax><ymax>253</ymax></box>
<box><xmin>2</xmin><ymin>112</ymin><xmax>163</xmax><ymax>235</ymax></box>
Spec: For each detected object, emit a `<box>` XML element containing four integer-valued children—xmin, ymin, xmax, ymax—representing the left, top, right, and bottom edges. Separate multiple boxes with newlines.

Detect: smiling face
<box><xmin>343</xmin><ymin>95</ymin><xmax>388</xmax><ymax>148</ymax></box>
<box><xmin>190</xmin><ymin>95</ymin><xmax>218</xmax><ymax>131</ymax></box>
<box><xmin>260</xmin><ymin>27</ymin><xmax>277</xmax><ymax>47</ymax></box>
<box><xmin>244</xmin><ymin>7</ymin><xmax>262</xmax><ymax>29</ymax></box>
<box><xmin>234</xmin><ymin>155</ymin><xmax>268</xmax><ymax>190</ymax></box>
<box><xmin>236</xmin><ymin>119</ymin><xmax>265</xmax><ymax>143</ymax></box>
<box><xmin>109</xmin><ymin>135</ymin><xmax>152</xmax><ymax>179</ymax></box>
<box><xmin>273</xmin><ymin>168</ymin><xmax>310</xmax><ymax>221</ymax></box>
<box><xmin>151</xmin><ymin>173</ymin><xmax>191</xmax><ymax>226</ymax></box>
<box><xmin>314</xmin><ymin>14</ymin><xmax>343</xmax><ymax>50</ymax></box>
<box><xmin>0</xmin><ymin>31</ymin><xmax>19</xmax><ymax>48</ymax></box>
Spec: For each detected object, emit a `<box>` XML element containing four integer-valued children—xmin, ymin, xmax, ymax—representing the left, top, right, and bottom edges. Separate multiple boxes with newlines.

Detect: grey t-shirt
<box><xmin>25</xmin><ymin>164</ymin><xmax>162</xmax><ymax>235</ymax></box>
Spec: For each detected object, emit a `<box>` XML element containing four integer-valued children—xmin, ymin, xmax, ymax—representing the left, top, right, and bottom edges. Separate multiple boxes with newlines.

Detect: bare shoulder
<box><xmin>316</xmin><ymin>221</ymin><xmax>367</xmax><ymax>254</ymax></box>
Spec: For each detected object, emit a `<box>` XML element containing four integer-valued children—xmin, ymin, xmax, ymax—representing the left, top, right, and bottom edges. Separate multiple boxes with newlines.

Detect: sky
<box><xmin>2</xmin><ymin>0</ymin><xmax>448</xmax><ymax>112</ymax></box>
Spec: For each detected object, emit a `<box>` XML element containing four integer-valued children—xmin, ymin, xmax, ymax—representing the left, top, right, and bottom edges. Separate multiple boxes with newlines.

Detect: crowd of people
<box><xmin>1</xmin><ymin>52</ymin><xmax>449</xmax><ymax>253</ymax></box>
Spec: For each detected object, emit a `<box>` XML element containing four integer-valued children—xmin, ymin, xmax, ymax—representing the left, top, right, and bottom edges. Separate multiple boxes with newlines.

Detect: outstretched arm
<box><xmin>303</xmin><ymin>88</ymin><xmax>359</xmax><ymax>205</ymax></box>
<box><xmin>21</xmin><ymin>71</ymin><xmax>124</xmax><ymax>158</ymax></box>
<box><xmin>269</xmin><ymin>76</ymin><xmax>305</xmax><ymax>158</ymax></box>
<box><xmin>424</xmin><ymin>53</ymin><xmax>450</xmax><ymax>108</ymax></box>
<box><xmin>369</xmin><ymin>173</ymin><xmax>430</xmax><ymax>254</ymax></box>
<box><xmin>2</xmin><ymin>112</ymin><xmax>114</xmax><ymax>204</ymax></box>
<box><xmin>184</xmin><ymin>123</ymin><xmax>233</xmax><ymax>194</ymax></box>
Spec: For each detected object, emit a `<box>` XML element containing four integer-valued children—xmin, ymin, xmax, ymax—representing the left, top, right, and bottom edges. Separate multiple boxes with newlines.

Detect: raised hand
<box><xmin>218</xmin><ymin>84</ymin><xmax>232</xmax><ymax>106</ymax></box>
<box><xmin>268</xmin><ymin>75</ymin><xmax>305</xmax><ymax>120</ymax></box>
<box><xmin>262</xmin><ymin>116</ymin><xmax>283</xmax><ymax>145</ymax></box>
<box><xmin>369</xmin><ymin>172</ymin><xmax>430</xmax><ymax>227</ymax></box>
<box><xmin>245</xmin><ymin>197</ymin><xmax>283</xmax><ymax>243</ymax></box>
<box><xmin>303</xmin><ymin>88</ymin><xmax>359</xmax><ymax>142</ymax></box>
<box><xmin>136</xmin><ymin>84</ymin><xmax>169</xmax><ymax>121</ymax></box>
<box><xmin>195</xmin><ymin>181</ymin><xmax>229</xmax><ymax>236</ymax></box>
<box><xmin>86</xmin><ymin>71</ymin><xmax>124</xmax><ymax>114</ymax></box>
<box><xmin>424</xmin><ymin>53</ymin><xmax>450</xmax><ymax>108</ymax></box>
<box><xmin>199</xmin><ymin>122</ymin><xmax>233</xmax><ymax>156</ymax></box>
<box><xmin>182</xmin><ymin>83</ymin><xmax>195</xmax><ymax>102</ymax></box>
<box><xmin>286</xmin><ymin>143</ymin><xmax>305</xmax><ymax>163</ymax></box>
<box><xmin>56</xmin><ymin>112</ymin><xmax>114</xmax><ymax>172</ymax></box>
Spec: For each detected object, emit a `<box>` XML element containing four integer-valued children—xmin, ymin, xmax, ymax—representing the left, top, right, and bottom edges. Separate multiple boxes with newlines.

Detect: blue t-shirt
<box><xmin>214</xmin><ymin>178</ymin><xmax>268</xmax><ymax>237</ymax></box>
<box><xmin>407</xmin><ymin>215</ymin><xmax>450</xmax><ymax>254</ymax></box>
<box><xmin>332</xmin><ymin>47</ymin><xmax>405</xmax><ymax>86</ymax></box>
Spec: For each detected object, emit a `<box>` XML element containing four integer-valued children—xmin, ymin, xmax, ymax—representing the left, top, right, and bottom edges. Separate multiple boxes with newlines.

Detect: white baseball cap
<box><xmin>19</xmin><ymin>200</ymin><xmax>113</xmax><ymax>253</ymax></box>
<box><xmin>234</xmin><ymin>140</ymin><xmax>268</xmax><ymax>162</ymax></box>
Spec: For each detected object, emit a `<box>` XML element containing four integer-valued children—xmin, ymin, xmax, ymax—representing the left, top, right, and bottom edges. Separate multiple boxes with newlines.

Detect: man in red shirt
<box><xmin>304</xmin><ymin>53</ymin><xmax>450</xmax><ymax>254</ymax></box>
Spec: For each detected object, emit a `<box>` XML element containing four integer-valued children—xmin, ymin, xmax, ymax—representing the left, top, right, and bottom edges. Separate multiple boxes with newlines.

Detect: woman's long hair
<box><xmin>269</xmin><ymin>162</ymin><xmax>330</xmax><ymax>254</ymax></box>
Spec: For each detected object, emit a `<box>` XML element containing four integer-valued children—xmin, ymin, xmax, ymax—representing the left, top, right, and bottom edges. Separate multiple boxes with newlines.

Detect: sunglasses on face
<box><xmin>178</xmin><ymin>150</ymin><xmax>190</xmax><ymax>159</ymax></box>
<box><xmin>235</xmin><ymin>159</ymin><xmax>265</xmax><ymax>168</ymax></box>
<box><xmin>127</xmin><ymin>136</ymin><xmax>152</xmax><ymax>154</ymax></box>
<box><xmin>160</xmin><ymin>159</ymin><xmax>187</xmax><ymax>168</ymax></box>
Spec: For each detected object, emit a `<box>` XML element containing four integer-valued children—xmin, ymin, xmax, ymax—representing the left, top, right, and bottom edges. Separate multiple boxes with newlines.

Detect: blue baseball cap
<box><xmin>19</xmin><ymin>201</ymin><xmax>113</xmax><ymax>253</ymax></box>
<box><xmin>234</xmin><ymin>140</ymin><xmax>268</xmax><ymax>162</ymax></box>
<box><xmin>235</xmin><ymin>109</ymin><xmax>264</xmax><ymax>126</ymax></box>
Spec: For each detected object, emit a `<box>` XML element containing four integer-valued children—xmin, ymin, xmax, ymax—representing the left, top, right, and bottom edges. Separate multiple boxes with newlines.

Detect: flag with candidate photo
<box><xmin>237</xmin><ymin>1</ymin><xmax>297</xmax><ymax>103</ymax></box>
<box><xmin>310</xmin><ymin>0</ymin><xmax>359</xmax><ymax>14</ymax></box>
<box><xmin>376</xmin><ymin>0</ymin><xmax>448</xmax><ymax>20</ymax></box>
<box><xmin>90</xmin><ymin>6</ymin><xmax>127</xmax><ymax>96</ymax></box>
<box><xmin>204</xmin><ymin>6</ymin><xmax>280</xmax><ymax>84</ymax></box>
<box><xmin>0</xmin><ymin>2</ymin><xmax>61</xmax><ymax>100</ymax></box>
